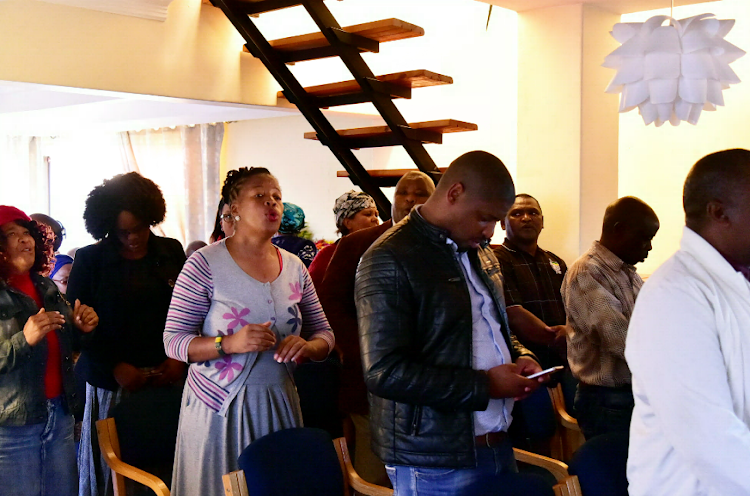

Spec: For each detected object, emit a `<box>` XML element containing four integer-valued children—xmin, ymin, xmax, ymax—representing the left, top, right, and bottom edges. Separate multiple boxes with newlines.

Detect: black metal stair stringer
<box><xmin>211</xmin><ymin>0</ymin><xmax>393</xmax><ymax>220</ymax></box>
<box><xmin>301</xmin><ymin>1</ymin><xmax>442</xmax><ymax>179</ymax></box>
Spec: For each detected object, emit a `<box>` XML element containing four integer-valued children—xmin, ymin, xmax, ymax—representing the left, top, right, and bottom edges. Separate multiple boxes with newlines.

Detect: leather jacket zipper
<box><xmin>411</xmin><ymin>406</ymin><xmax>422</xmax><ymax>435</ymax></box>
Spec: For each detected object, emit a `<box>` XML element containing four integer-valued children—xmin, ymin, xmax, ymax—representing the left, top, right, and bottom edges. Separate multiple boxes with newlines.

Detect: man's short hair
<box><xmin>399</xmin><ymin>170</ymin><xmax>434</xmax><ymax>186</ymax></box>
<box><xmin>684</xmin><ymin>149</ymin><xmax>750</xmax><ymax>229</ymax></box>
<box><xmin>437</xmin><ymin>151</ymin><xmax>514</xmax><ymax>202</ymax></box>
<box><xmin>513</xmin><ymin>194</ymin><xmax>541</xmax><ymax>213</ymax></box>
<box><xmin>602</xmin><ymin>196</ymin><xmax>657</xmax><ymax>235</ymax></box>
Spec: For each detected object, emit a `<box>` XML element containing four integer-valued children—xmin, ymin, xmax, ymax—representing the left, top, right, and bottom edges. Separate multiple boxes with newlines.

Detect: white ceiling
<box><xmin>0</xmin><ymin>81</ymin><xmax>298</xmax><ymax>136</ymax></box>
<box><xmin>0</xmin><ymin>0</ymin><xmax>175</xmax><ymax>21</ymax></box>
<box><xmin>0</xmin><ymin>0</ymin><xmax>720</xmax><ymax>136</ymax></box>
<box><xmin>480</xmin><ymin>0</ymin><xmax>718</xmax><ymax>14</ymax></box>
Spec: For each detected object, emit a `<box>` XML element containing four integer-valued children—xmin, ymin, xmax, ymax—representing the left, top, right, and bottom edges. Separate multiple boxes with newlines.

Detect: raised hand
<box><xmin>23</xmin><ymin>308</ymin><xmax>65</xmax><ymax>346</ymax></box>
<box><xmin>72</xmin><ymin>299</ymin><xmax>99</xmax><ymax>333</ymax></box>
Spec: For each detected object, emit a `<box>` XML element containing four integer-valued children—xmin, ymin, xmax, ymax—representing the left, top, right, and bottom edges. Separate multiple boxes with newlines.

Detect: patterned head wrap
<box><xmin>333</xmin><ymin>190</ymin><xmax>376</xmax><ymax>231</ymax></box>
<box><xmin>279</xmin><ymin>203</ymin><xmax>306</xmax><ymax>234</ymax></box>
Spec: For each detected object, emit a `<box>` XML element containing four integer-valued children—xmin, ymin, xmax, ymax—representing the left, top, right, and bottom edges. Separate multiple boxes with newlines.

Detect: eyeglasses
<box><xmin>220</xmin><ymin>214</ymin><xmax>233</xmax><ymax>223</ymax></box>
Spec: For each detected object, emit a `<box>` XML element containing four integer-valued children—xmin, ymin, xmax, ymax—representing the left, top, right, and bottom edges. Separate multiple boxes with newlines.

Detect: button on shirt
<box><xmin>448</xmin><ymin>239</ymin><xmax>513</xmax><ymax>435</ymax></box>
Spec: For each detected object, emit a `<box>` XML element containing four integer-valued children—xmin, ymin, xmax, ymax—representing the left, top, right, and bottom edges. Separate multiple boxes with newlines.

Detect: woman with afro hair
<box><xmin>0</xmin><ymin>206</ymin><xmax>98</xmax><ymax>496</ymax></box>
<box><xmin>67</xmin><ymin>172</ymin><xmax>187</xmax><ymax>496</ymax></box>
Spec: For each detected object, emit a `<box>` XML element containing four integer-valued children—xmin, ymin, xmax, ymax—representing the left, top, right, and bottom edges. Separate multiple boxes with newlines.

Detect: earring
<box><xmin>234</xmin><ymin>215</ymin><xmax>241</xmax><ymax>221</ymax></box>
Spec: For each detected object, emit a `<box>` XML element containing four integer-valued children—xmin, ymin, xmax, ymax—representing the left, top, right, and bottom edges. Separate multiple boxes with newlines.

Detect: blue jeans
<box><xmin>0</xmin><ymin>397</ymin><xmax>77</xmax><ymax>496</ymax></box>
<box><xmin>386</xmin><ymin>438</ymin><xmax>553</xmax><ymax>496</ymax></box>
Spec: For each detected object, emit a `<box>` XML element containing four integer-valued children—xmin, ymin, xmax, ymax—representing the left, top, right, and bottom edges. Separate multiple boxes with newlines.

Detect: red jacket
<box><xmin>317</xmin><ymin>220</ymin><xmax>392</xmax><ymax>414</ymax></box>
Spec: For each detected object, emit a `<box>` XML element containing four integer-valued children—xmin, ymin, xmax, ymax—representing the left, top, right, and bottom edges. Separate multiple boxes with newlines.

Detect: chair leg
<box><xmin>222</xmin><ymin>470</ymin><xmax>249</xmax><ymax>496</ymax></box>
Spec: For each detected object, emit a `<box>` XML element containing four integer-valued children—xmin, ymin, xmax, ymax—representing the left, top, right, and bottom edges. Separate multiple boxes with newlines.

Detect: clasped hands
<box><xmin>114</xmin><ymin>358</ymin><xmax>186</xmax><ymax>391</ymax></box>
<box><xmin>221</xmin><ymin>321</ymin><xmax>319</xmax><ymax>364</ymax></box>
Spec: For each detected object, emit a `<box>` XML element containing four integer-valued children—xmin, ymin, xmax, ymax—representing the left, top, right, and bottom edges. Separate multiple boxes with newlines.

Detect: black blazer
<box><xmin>67</xmin><ymin>234</ymin><xmax>185</xmax><ymax>390</ymax></box>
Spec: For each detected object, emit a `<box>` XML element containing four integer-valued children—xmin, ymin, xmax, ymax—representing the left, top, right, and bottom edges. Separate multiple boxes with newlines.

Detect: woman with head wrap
<box><xmin>50</xmin><ymin>254</ymin><xmax>74</xmax><ymax>295</ymax></box>
<box><xmin>0</xmin><ymin>206</ymin><xmax>98</xmax><ymax>496</ymax></box>
<box><xmin>271</xmin><ymin>203</ymin><xmax>318</xmax><ymax>268</ymax></box>
<box><xmin>308</xmin><ymin>190</ymin><xmax>379</xmax><ymax>288</ymax></box>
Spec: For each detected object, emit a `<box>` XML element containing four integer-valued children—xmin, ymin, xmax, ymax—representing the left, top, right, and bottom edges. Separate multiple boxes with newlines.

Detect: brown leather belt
<box><xmin>475</xmin><ymin>431</ymin><xmax>508</xmax><ymax>448</ymax></box>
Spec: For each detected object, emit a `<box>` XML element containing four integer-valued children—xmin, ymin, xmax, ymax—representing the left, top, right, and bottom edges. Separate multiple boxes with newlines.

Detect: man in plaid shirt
<box><xmin>561</xmin><ymin>197</ymin><xmax>659</xmax><ymax>440</ymax></box>
<box><xmin>494</xmin><ymin>194</ymin><xmax>568</xmax><ymax>371</ymax></box>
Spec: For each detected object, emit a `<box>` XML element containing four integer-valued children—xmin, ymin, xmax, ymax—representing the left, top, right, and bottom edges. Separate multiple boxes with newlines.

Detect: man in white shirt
<box><xmin>626</xmin><ymin>148</ymin><xmax>750</xmax><ymax>496</ymax></box>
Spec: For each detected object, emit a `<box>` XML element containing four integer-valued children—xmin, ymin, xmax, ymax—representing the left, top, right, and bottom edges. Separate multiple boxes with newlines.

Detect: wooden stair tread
<box><xmin>269</xmin><ymin>18</ymin><xmax>423</xmax><ymax>52</ymax></box>
<box><xmin>304</xmin><ymin>119</ymin><xmax>478</xmax><ymax>141</ymax></box>
<box><xmin>337</xmin><ymin>167</ymin><xmax>447</xmax><ymax>178</ymax></box>
<box><xmin>277</xmin><ymin>70</ymin><xmax>452</xmax><ymax>99</ymax></box>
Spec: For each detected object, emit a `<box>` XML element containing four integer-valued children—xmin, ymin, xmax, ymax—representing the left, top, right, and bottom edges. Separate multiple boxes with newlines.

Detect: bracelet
<box><xmin>215</xmin><ymin>336</ymin><xmax>227</xmax><ymax>357</ymax></box>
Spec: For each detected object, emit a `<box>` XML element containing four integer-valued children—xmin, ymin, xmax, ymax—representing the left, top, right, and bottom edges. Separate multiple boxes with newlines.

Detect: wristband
<box><xmin>215</xmin><ymin>336</ymin><xmax>227</xmax><ymax>357</ymax></box>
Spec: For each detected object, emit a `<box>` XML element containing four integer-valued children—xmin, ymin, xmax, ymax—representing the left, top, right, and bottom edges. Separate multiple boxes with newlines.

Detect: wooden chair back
<box><xmin>549</xmin><ymin>384</ymin><xmax>586</xmax><ymax>461</ymax></box>
<box><xmin>513</xmin><ymin>448</ymin><xmax>582</xmax><ymax>496</ymax></box>
<box><xmin>95</xmin><ymin>417</ymin><xmax>171</xmax><ymax>496</ymax></box>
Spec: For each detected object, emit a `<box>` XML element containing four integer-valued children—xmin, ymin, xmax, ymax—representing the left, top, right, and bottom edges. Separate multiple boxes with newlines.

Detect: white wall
<box><xmin>223</xmin><ymin>113</ymin><xmax>385</xmax><ymax>241</ymax></box>
<box><xmin>618</xmin><ymin>0</ymin><xmax>750</xmax><ymax>274</ymax></box>
<box><xmin>0</xmin><ymin>0</ymin><xmax>276</xmax><ymax>105</ymax></box>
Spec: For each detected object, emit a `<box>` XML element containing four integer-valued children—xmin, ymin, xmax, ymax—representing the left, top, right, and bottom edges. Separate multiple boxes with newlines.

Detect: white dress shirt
<box><xmin>626</xmin><ymin>227</ymin><xmax>750</xmax><ymax>496</ymax></box>
<box><xmin>448</xmin><ymin>239</ymin><xmax>514</xmax><ymax>436</ymax></box>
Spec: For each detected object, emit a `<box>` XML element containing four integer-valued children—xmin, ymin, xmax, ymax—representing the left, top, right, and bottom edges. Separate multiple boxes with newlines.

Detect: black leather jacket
<box><xmin>0</xmin><ymin>275</ymin><xmax>87</xmax><ymax>425</ymax></box>
<box><xmin>355</xmin><ymin>210</ymin><xmax>534</xmax><ymax>468</ymax></box>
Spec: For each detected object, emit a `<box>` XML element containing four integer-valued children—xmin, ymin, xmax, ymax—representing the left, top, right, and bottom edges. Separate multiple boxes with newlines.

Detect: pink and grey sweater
<box><xmin>163</xmin><ymin>240</ymin><xmax>334</xmax><ymax>416</ymax></box>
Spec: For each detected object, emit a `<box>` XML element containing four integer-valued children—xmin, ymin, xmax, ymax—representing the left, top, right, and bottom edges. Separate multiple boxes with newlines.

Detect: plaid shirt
<box><xmin>494</xmin><ymin>238</ymin><xmax>567</xmax><ymax>367</ymax></box>
<box><xmin>494</xmin><ymin>238</ymin><xmax>567</xmax><ymax>324</ymax></box>
<box><xmin>561</xmin><ymin>241</ymin><xmax>643</xmax><ymax>387</ymax></box>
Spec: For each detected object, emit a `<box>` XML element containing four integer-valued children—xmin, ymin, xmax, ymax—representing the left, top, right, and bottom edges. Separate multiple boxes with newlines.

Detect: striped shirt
<box><xmin>562</xmin><ymin>241</ymin><xmax>642</xmax><ymax>387</ymax></box>
<box><xmin>163</xmin><ymin>240</ymin><xmax>334</xmax><ymax>415</ymax></box>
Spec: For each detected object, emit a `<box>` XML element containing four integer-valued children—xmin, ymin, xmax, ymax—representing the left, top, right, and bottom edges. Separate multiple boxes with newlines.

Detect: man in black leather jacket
<box><xmin>355</xmin><ymin>151</ymin><xmax>552</xmax><ymax>495</ymax></box>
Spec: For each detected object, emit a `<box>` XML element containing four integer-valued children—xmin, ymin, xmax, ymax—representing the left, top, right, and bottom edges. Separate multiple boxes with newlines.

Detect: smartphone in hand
<box><xmin>526</xmin><ymin>365</ymin><xmax>564</xmax><ymax>380</ymax></box>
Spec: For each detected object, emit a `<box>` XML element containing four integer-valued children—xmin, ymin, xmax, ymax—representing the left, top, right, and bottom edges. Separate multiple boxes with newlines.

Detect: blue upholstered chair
<box><xmin>567</xmin><ymin>431</ymin><xmax>629</xmax><ymax>496</ymax></box>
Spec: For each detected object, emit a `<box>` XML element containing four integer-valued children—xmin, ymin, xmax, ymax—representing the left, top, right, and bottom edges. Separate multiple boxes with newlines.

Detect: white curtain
<box><xmin>0</xmin><ymin>136</ymin><xmax>47</xmax><ymax>213</ymax></box>
<box><xmin>0</xmin><ymin>126</ymin><xmax>223</xmax><ymax>252</ymax></box>
<box><xmin>119</xmin><ymin>123</ymin><xmax>224</xmax><ymax>247</ymax></box>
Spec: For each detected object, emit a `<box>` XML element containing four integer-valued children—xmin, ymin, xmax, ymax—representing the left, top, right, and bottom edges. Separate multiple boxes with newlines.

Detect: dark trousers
<box><xmin>574</xmin><ymin>383</ymin><xmax>634</xmax><ymax>441</ymax></box>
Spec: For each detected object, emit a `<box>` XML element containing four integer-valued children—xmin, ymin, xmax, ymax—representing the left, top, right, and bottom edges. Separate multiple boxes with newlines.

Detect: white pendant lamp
<box><xmin>603</xmin><ymin>13</ymin><xmax>745</xmax><ymax>127</ymax></box>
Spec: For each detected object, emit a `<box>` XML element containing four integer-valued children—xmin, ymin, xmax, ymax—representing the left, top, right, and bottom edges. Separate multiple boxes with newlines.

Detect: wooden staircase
<box><xmin>208</xmin><ymin>0</ymin><xmax>478</xmax><ymax>219</ymax></box>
